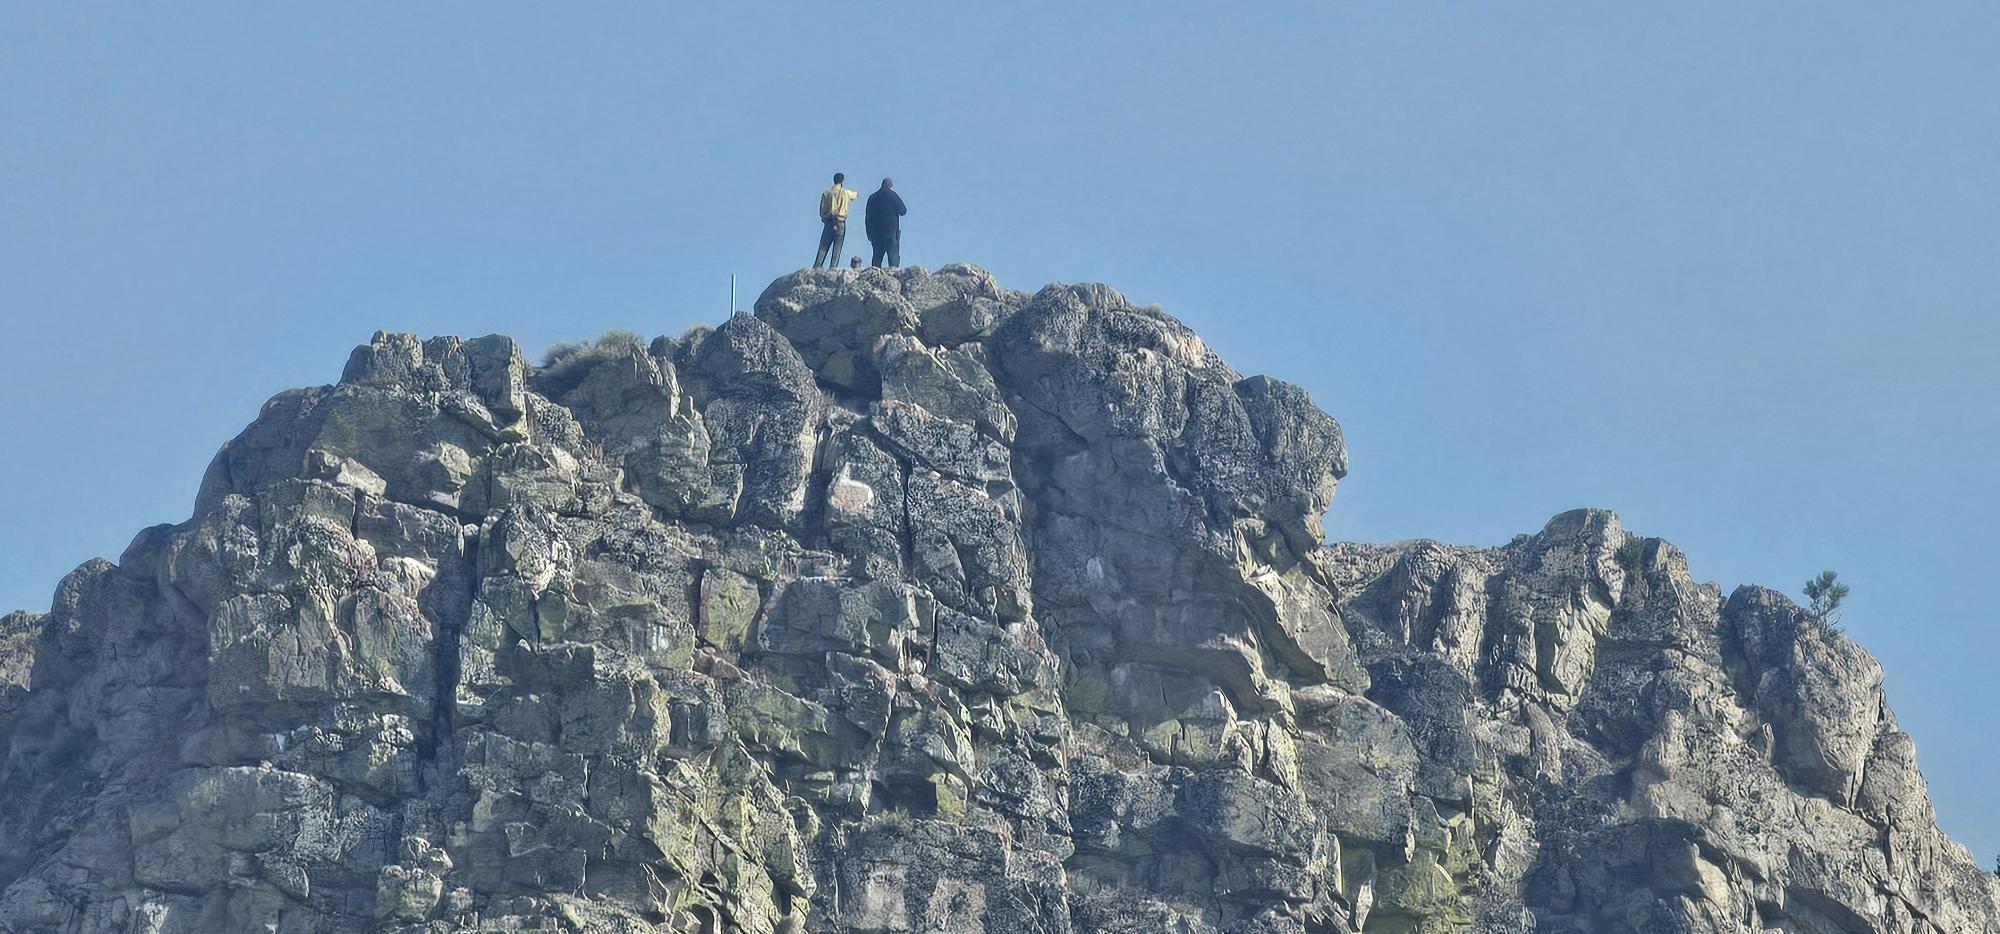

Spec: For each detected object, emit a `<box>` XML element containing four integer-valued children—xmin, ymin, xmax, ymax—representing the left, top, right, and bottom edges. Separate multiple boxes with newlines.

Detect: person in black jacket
<box><xmin>864</xmin><ymin>178</ymin><xmax>907</xmax><ymax>268</ymax></box>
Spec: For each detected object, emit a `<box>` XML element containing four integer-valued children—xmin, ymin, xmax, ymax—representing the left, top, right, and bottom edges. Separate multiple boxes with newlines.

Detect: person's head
<box><xmin>880</xmin><ymin>177</ymin><xmax>893</xmax><ymax>190</ymax></box>
<box><xmin>832</xmin><ymin>172</ymin><xmax>845</xmax><ymax>185</ymax></box>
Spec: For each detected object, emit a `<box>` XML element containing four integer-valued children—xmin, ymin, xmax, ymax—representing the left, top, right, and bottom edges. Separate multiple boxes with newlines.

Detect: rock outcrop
<box><xmin>0</xmin><ymin>264</ymin><xmax>1992</xmax><ymax>933</ymax></box>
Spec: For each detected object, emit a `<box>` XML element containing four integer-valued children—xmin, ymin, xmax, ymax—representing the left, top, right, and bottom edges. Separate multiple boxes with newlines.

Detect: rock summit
<box><xmin>1</xmin><ymin>265</ymin><xmax>1993</xmax><ymax>932</ymax></box>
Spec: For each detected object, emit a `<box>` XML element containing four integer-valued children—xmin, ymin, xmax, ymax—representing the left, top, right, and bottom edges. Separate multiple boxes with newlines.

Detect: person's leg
<box><xmin>830</xmin><ymin>224</ymin><xmax>845</xmax><ymax>268</ymax></box>
<box><xmin>870</xmin><ymin>239</ymin><xmax>885</xmax><ymax>267</ymax></box>
<box><xmin>815</xmin><ymin>222</ymin><xmax>835</xmax><ymax>268</ymax></box>
<box><xmin>887</xmin><ymin>232</ymin><xmax>900</xmax><ymax>268</ymax></box>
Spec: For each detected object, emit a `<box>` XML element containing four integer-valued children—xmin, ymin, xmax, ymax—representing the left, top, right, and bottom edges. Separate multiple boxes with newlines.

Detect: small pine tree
<box><xmin>1803</xmin><ymin>570</ymin><xmax>1849</xmax><ymax>630</ymax></box>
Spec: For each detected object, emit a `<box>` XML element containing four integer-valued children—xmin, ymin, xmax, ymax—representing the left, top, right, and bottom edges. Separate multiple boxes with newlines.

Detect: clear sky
<box><xmin>4</xmin><ymin>2</ymin><xmax>1995</xmax><ymax>861</ymax></box>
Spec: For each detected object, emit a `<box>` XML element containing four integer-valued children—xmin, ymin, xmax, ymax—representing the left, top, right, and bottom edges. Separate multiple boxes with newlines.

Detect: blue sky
<box><xmin>4</xmin><ymin>2</ymin><xmax>1996</xmax><ymax>860</ymax></box>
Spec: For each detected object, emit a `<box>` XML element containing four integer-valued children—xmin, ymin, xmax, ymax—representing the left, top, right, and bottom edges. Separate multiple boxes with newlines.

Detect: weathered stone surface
<box><xmin>0</xmin><ymin>611</ymin><xmax>38</xmax><ymax>712</ymax></box>
<box><xmin>0</xmin><ymin>265</ymin><xmax>1991</xmax><ymax>933</ymax></box>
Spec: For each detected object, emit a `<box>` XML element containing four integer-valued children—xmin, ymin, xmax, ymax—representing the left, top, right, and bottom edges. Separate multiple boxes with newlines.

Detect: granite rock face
<box><xmin>1</xmin><ymin>264</ymin><xmax>1993</xmax><ymax>933</ymax></box>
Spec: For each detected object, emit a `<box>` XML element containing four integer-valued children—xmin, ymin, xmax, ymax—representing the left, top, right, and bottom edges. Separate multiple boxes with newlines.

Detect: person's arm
<box><xmin>896</xmin><ymin>192</ymin><xmax>907</xmax><ymax>216</ymax></box>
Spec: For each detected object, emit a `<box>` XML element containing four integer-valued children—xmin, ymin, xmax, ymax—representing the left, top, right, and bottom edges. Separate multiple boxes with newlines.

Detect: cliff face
<box><xmin>0</xmin><ymin>265</ymin><xmax>1992</xmax><ymax>934</ymax></box>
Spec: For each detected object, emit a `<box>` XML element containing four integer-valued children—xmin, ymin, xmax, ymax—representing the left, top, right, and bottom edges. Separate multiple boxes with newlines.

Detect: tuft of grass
<box><xmin>541</xmin><ymin>329</ymin><xmax>647</xmax><ymax>368</ymax></box>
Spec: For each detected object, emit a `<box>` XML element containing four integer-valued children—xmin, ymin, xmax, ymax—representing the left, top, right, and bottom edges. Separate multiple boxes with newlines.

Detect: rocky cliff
<box><xmin>0</xmin><ymin>265</ymin><xmax>1993</xmax><ymax>933</ymax></box>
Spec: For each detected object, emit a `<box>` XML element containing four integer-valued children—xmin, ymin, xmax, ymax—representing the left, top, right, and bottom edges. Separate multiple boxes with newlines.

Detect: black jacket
<box><xmin>864</xmin><ymin>189</ymin><xmax>906</xmax><ymax>241</ymax></box>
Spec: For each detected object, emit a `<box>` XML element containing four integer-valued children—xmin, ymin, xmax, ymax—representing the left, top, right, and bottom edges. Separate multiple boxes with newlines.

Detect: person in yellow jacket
<box><xmin>814</xmin><ymin>173</ymin><xmax>860</xmax><ymax>269</ymax></box>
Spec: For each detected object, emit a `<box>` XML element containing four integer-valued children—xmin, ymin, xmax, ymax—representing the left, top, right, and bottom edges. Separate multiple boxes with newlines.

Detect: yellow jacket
<box><xmin>820</xmin><ymin>185</ymin><xmax>859</xmax><ymax>222</ymax></box>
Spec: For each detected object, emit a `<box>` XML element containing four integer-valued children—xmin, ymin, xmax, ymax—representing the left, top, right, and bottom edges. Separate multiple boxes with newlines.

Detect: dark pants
<box><xmin>814</xmin><ymin>219</ymin><xmax>845</xmax><ymax>269</ymax></box>
<box><xmin>869</xmin><ymin>232</ymin><xmax>900</xmax><ymax>268</ymax></box>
